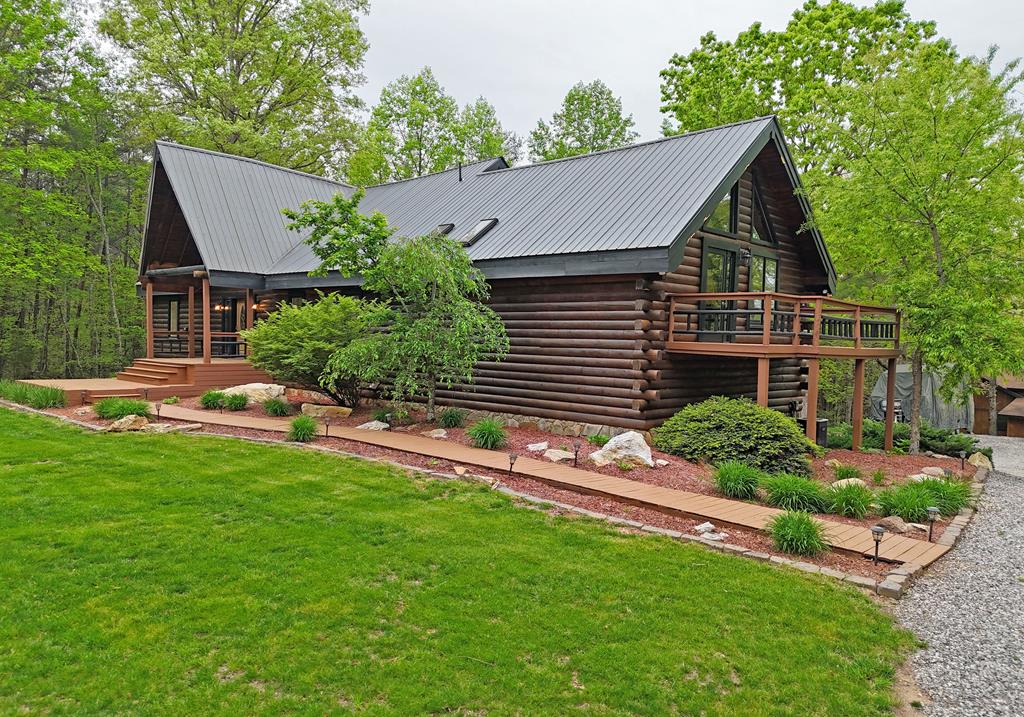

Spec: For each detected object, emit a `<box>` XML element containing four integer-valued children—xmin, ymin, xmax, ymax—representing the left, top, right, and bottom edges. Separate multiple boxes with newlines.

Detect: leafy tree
<box><xmin>816</xmin><ymin>44</ymin><xmax>1024</xmax><ymax>452</ymax></box>
<box><xmin>285</xmin><ymin>191</ymin><xmax>509</xmax><ymax>419</ymax></box>
<box><xmin>659</xmin><ymin>1</ymin><xmax>935</xmax><ymax>175</ymax></box>
<box><xmin>458</xmin><ymin>97</ymin><xmax>522</xmax><ymax>165</ymax></box>
<box><xmin>99</xmin><ymin>0</ymin><xmax>368</xmax><ymax>175</ymax></box>
<box><xmin>528</xmin><ymin>80</ymin><xmax>638</xmax><ymax>161</ymax></box>
<box><xmin>241</xmin><ymin>292</ymin><xmax>366</xmax><ymax>406</ymax></box>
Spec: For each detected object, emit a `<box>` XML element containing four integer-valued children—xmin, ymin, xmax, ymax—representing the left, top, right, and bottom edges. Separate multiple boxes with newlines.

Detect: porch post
<box><xmin>187</xmin><ymin>285</ymin><xmax>195</xmax><ymax>358</ymax></box>
<box><xmin>244</xmin><ymin>288</ymin><xmax>254</xmax><ymax>358</ymax></box>
<box><xmin>884</xmin><ymin>358</ymin><xmax>897</xmax><ymax>450</ymax></box>
<box><xmin>852</xmin><ymin>358</ymin><xmax>866</xmax><ymax>451</ymax></box>
<box><xmin>202</xmin><ymin>277</ymin><xmax>211</xmax><ymax>364</ymax></box>
<box><xmin>805</xmin><ymin>358</ymin><xmax>819</xmax><ymax>442</ymax></box>
<box><xmin>756</xmin><ymin>357</ymin><xmax>770</xmax><ymax>407</ymax></box>
<box><xmin>144</xmin><ymin>280</ymin><xmax>154</xmax><ymax>359</ymax></box>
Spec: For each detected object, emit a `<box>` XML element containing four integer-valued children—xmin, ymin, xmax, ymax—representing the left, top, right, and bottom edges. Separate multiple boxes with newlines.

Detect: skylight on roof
<box><xmin>460</xmin><ymin>218</ymin><xmax>497</xmax><ymax>247</ymax></box>
<box><xmin>434</xmin><ymin>223</ymin><xmax>454</xmax><ymax>236</ymax></box>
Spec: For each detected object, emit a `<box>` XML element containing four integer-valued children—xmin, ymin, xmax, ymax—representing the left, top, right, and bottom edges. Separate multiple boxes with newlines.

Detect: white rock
<box><xmin>543</xmin><ymin>448</ymin><xmax>575</xmax><ymax>463</ymax></box>
<box><xmin>921</xmin><ymin>466</ymin><xmax>947</xmax><ymax>477</ymax></box>
<box><xmin>695</xmin><ymin>521</ymin><xmax>716</xmax><ymax>534</ymax></box>
<box><xmin>222</xmin><ymin>383</ymin><xmax>285</xmax><ymax>403</ymax></box>
<box><xmin>301</xmin><ymin>403</ymin><xmax>352</xmax><ymax>419</ymax></box>
<box><xmin>105</xmin><ymin>414</ymin><xmax>149</xmax><ymax>432</ymax></box>
<box><xmin>420</xmin><ymin>428</ymin><xmax>447</xmax><ymax>439</ymax></box>
<box><xmin>831</xmin><ymin>477</ymin><xmax>867</xmax><ymax>488</ymax></box>
<box><xmin>877</xmin><ymin>515</ymin><xmax>909</xmax><ymax>534</ymax></box>
<box><xmin>526</xmin><ymin>441</ymin><xmax>549</xmax><ymax>452</ymax></box>
<box><xmin>702</xmin><ymin>532</ymin><xmax>728</xmax><ymax>542</ymax></box>
<box><xmin>588</xmin><ymin>431</ymin><xmax>654</xmax><ymax>468</ymax></box>
<box><xmin>655</xmin><ymin>459</ymin><xmax>670</xmax><ymax>467</ymax></box>
<box><xmin>141</xmin><ymin>422</ymin><xmax>203</xmax><ymax>434</ymax></box>
<box><xmin>968</xmin><ymin>452</ymin><xmax>993</xmax><ymax>470</ymax></box>
<box><xmin>907</xmin><ymin>474</ymin><xmax>930</xmax><ymax>483</ymax></box>
<box><xmin>907</xmin><ymin>522</ymin><xmax>929</xmax><ymax>533</ymax></box>
<box><xmin>356</xmin><ymin>420</ymin><xmax>390</xmax><ymax>431</ymax></box>
<box><xmin>74</xmin><ymin>407</ymin><xmax>91</xmax><ymax>416</ymax></box>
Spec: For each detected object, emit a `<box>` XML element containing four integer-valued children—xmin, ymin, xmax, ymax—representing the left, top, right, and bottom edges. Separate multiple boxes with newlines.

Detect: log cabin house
<box><xmin>132</xmin><ymin>116</ymin><xmax>900</xmax><ymax>448</ymax></box>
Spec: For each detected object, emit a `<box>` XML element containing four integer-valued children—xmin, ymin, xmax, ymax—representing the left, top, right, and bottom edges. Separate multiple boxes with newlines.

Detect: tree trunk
<box><xmin>986</xmin><ymin>378</ymin><xmax>998</xmax><ymax>435</ymax></box>
<box><xmin>909</xmin><ymin>349</ymin><xmax>923</xmax><ymax>454</ymax></box>
<box><xmin>426</xmin><ymin>375</ymin><xmax>436</xmax><ymax>421</ymax></box>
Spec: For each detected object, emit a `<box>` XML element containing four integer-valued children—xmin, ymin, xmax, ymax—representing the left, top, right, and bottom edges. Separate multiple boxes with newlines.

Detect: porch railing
<box><xmin>667</xmin><ymin>292</ymin><xmax>900</xmax><ymax>351</ymax></box>
<box><xmin>152</xmin><ymin>330</ymin><xmax>249</xmax><ymax>358</ymax></box>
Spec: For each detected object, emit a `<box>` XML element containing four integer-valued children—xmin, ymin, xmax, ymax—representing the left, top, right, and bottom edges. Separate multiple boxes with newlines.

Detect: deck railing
<box><xmin>152</xmin><ymin>330</ymin><xmax>248</xmax><ymax>358</ymax></box>
<box><xmin>667</xmin><ymin>292</ymin><xmax>900</xmax><ymax>352</ymax></box>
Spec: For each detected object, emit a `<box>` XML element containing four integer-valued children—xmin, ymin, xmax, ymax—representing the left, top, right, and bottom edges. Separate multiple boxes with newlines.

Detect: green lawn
<box><xmin>0</xmin><ymin>408</ymin><xmax>913</xmax><ymax>716</ymax></box>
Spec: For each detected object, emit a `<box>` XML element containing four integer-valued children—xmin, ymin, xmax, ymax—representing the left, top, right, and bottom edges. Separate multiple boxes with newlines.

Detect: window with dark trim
<box><xmin>703</xmin><ymin>184</ymin><xmax>738</xmax><ymax>235</ymax></box>
<box><xmin>460</xmin><ymin>218</ymin><xmax>498</xmax><ymax>247</ymax></box>
<box><xmin>748</xmin><ymin>253</ymin><xmax>779</xmax><ymax>326</ymax></box>
<box><xmin>750</xmin><ymin>175</ymin><xmax>775</xmax><ymax>244</ymax></box>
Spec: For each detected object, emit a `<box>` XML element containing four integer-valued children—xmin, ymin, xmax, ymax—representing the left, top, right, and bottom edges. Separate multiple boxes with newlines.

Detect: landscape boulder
<box><xmin>222</xmin><ymin>383</ymin><xmax>285</xmax><ymax>404</ymax></box>
<box><xmin>543</xmin><ymin>448</ymin><xmax>575</xmax><ymax>463</ymax></box>
<box><xmin>301</xmin><ymin>403</ymin><xmax>352</xmax><ymax>419</ymax></box>
<box><xmin>356</xmin><ymin>420</ymin><xmax>389</xmax><ymax>431</ymax></box>
<box><xmin>421</xmin><ymin>428</ymin><xmax>447</xmax><ymax>439</ymax></box>
<box><xmin>526</xmin><ymin>441</ymin><xmax>549</xmax><ymax>452</ymax></box>
<box><xmin>968</xmin><ymin>452</ymin><xmax>993</xmax><ymax>470</ymax></box>
<box><xmin>588</xmin><ymin>431</ymin><xmax>654</xmax><ymax>468</ymax></box>
<box><xmin>920</xmin><ymin>466</ymin><xmax>947</xmax><ymax>477</ymax></box>
<box><xmin>105</xmin><ymin>415</ymin><xmax>149</xmax><ymax>432</ymax></box>
<box><xmin>906</xmin><ymin>474</ymin><xmax>929</xmax><ymax>483</ymax></box>
<box><xmin>141</xmin><ymin>422</ymin><xmax>203</xmax><ymax>434</ymax></box>
<box><xmin>877</xmin><ymin>515</ymin><xmax>909</xmax><ymax>534</ymax></box>
<box><xmin>831</xmin><ymin>477</ymin><xmax>867</xmax><ymax>489</ymax></box>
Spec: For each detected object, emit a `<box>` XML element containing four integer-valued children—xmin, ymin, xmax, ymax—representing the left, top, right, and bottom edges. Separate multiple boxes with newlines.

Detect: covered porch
<box><xmin>666</xmin><ymin>291</ymin><xmax>902</xmax><ymax>449</ymax></box>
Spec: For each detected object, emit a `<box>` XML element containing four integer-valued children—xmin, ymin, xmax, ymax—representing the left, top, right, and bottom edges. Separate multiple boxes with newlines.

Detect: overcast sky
<box><xmin>355</xmin><ymin>0</ymin><xmax>1024</xmax><ymax>142</ymax></box>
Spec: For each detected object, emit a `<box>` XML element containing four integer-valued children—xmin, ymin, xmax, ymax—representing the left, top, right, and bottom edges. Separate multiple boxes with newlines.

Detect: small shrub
<box><xmin>162</xmin><ymin>396</ymin><xmax>180</xmax><ymax>405</ymax></box>
<box><xmin>918</xmin><ymin>477</ymin><xmax>972</xmax><ymax>516</ymax></box>
<box><xmin>288</xmin><ymin>415</ymin><xmax>318</xmax><ymax>442</ymax></box>
<box><xmin>828</xmin><ymin>418</ymin><xmax>989</xmax><ymax>459</ymax></box>
<box><xmin>826</xmin><ymin>483</ymin><xmax>874</xmax><ymax>519</ymax></box>
<box><xmin>877</xmin><ymin>483</ymin><xmax>933</xmax><ymax>523</ymax></box>
<box><xmin>769</xmin><ymin>511</ymin><xmax>827</xmax><ymax>556</ymax></box>
<box><xmin>760</xmin><ymin>474</ymin><xmax>827</xmax><ymax>512</ymax></box>
<box><xmin>372</xmin><ymin>407</ymin><xmax>392</xmax><ymax>423</ymax></box>
<box><xmin>93</xmin><ymin>397</ymin><xmax>152</xmax><ymax>420</ymax></box>
<box><xmin>263</xmin><ymin>398</ymin><xmax>291</xmax><ymax>417</ymax></box>
<box><xmin>653</xmin><ymin>396</ymin><xmax>816</xmax><ymax>476</ymax></box>
<box><xmin>587</xmin><ymin>434</ymin><xmax>610</xmax><ymax>447</ymax></box>
<box><xmin>224</xmin><ymin>393</ymin><xmax>248</xmax><ymax>411</ymax></box>
<box><xmin>833</xmin><ymin>464</ymin><xmax>861</xmax><ymax>481</ymax></box>
<box><xmin>199</xmin><ymin>390</ymin><xmax>225</xmax><ymax>409</ymax></box>
<box><xmin>438</xmin><ymin>407</ymin><xmax>467</xmax><ymax>428</ymax></box>
<box><xmin>0</xmin><ymin>380</ymin><xmax>66</xmax><ymax>409</ymax></box>
<box><xmin>870</xmin><ymin>469</ymin><xmax>886</xmax><ymax>486</ymax></box>
<box><xmin>713</xmin><ymin>461</ymin><xmax>763</xmax><ymax>500</ymax></box>
<box><xmin>466</xmin><ymin>419</ymin><xmax>507</xmax><ymax>449</ymax></box>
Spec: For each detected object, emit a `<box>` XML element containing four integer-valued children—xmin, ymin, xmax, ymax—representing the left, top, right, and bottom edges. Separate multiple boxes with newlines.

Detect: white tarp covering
<box><xmin>868</xmin><ymin>364</ymin><xmax>973</xmax><ymax>431</ymax></box>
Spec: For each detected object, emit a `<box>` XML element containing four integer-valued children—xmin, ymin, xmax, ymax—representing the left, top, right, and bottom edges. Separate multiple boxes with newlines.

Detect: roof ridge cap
<box><xmin>362</xmin><ymin>156</ymin><xmax>501</xmax><ymax>189</ymax></box>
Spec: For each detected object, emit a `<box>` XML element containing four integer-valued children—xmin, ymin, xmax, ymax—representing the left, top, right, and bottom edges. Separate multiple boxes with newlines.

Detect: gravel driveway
<box><xmin>894</xmin><ymin>437</ymin><xmax>1024</xmax><ymax>716</ymax></box>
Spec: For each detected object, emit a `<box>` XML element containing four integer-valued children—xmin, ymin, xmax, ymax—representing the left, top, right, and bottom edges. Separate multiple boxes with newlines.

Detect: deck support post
<box><xmin>884</xmin><ymin>357</ymin><xmax>897</xmax><ymax>450</ymax></box>
<box><xmin>202</xmin><ymin>277</ymin><xmax>211</xmax><ymax>364</ymax></box>
<box><xmin>245</xmin><ymin>289</ymin><xmax>254</xmax><ymax>358</ymax></box>
<box><xmin>144</xmin><ymin>280</ymin><xmax>154</xmax><ymax>359</ymax></box>
<box><xmin>852</xmin><ymin>358</ymin><xmax>866</xmax><ymax>451</ymax></box>
<box><xmin>187</xmin><ymin>286</ymin><xmax>195</xmax><ymax>358</ymax></box>
<box><xmin>805</xmin><ymin>358</ymin><xmax>819</xmax><ymax>443</ymax></box>
<box><xmin>756</xmin><ymin>357</ymin><xmax>770</xmax><ymax>407</ymax></box>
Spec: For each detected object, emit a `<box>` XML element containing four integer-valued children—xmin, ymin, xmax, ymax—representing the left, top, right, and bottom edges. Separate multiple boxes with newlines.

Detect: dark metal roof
<box><xmin>150</xmin><ymin>116</ymin><xmax>835</xmax><ymax>286</ymax></box>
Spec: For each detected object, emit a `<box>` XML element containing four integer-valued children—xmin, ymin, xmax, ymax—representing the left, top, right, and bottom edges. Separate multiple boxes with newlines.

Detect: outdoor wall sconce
<box><xmin>870</xmin><ymin>525</ymin><xmax>885</xmax><ymax>563</ymax></box>
<box><xmin>572</xmin><ymin>439</ymin><xmax>582</xmax><ymax>467</ymax></box>
<box><xmin>508</xmin><ymin>452</ymin><xmax>518</xmax><ymax>476</ymax></box>
<box><xmin>927</xmin><ymin>506</ymin><xmax>939</xmax><ymax>542</ymax></box>
<box><xmin>738</xmin><ymin>247</ymin><xmax>752</xmax><ymax>268</ymax></box>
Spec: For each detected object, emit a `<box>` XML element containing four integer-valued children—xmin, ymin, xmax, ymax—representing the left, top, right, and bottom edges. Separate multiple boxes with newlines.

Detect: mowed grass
<box><xmin>0</xmin><ymin>409</ymin><xmax>913</xmax><ymax>716</ymax></box>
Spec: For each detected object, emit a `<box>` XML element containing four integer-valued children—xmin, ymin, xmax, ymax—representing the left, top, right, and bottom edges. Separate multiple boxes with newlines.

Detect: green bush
<box><xmin>826</xmin><ymin>483</ymin><xmax>874</xmax><ymax>519</ymax></box>
<box><xmin>93</xmin><ymin>397</ymin><xmax>151</xmax><ymax>420</ymax></box>
<box><xmin>653</xmin><ymin>396</ymin><xmax>816</xmax><ymax>476</ymax></box>
<box><xmin>263</xmin><ymin>398</ymin><xmax>291</xmax><ymax>417</ymax></box>
<box><xmin>713</xmin><ymin>461</ymin><xmax>763</xmax><ymax>500</ymax></box>
<box><xmin>438</xmin><ymin>407</ymin><xmax>466</xmax><ymax>428</ymax></box>
<box><xmin>918</xmin><ymin>477</ymin><xmax>972</xmax><ymax>516</ymax></box>
<box><xmin>870</xmin><ymin>469</ymin><xmax>886</xmax><ymax>486</ymax></box>
<box><xmin>288</xmin><ymin>415</ymin><xmax>318</xmax><ymax>442</ymax></box>
<box><xmin>833</xmin><ymin>464</ymin><xmax>861</xmax><ymax>481</ymax></box>
<box><xmin>769</xmin><ymin>511</ymin><xmax>827</xmax><ymax>557</ymax></box>
<box><xmin>241</xmin><ymin>292</ymin><xmax>367</xmax><ymax>407</ymax></box>
<box><xmin>161</xmin><ymin>396</ymin><xmax>179</xmax><ymax>405</ymax></box>
<box><xmin>466</xmin><ymin>419</ymin><xmax>507</xmax><ymax>449</ymax></box>
<box><xmin>829</xmin><ymin>418</ymin><xmax>990</xmax><ymax>459</ymax></box>
<box><xmin>877</xmin><ymin>483</ymin><xmax>933</xmax><ymax>523</ymax></box>
<box><xmin>586</xmin><ymin>434</ymin><xmax>610</xmax><ymax>447</ymax></box>
<box><xmin>0</xmin><ymin>380</ymin><xmax>66</xmax><ymax>409</ymax></box>
<box><xmin>224</xmin><ymin>393</ymin><xmax>248</xmax><ymax>411</ymax></box>
<box><xmin>760</xmin><ymin>474</ymin><xmax>828</xmax><ymax>512</ymax></box>
<box><xmin>199</xmin><ymin>390</ymin><xmax>225</xmax><ymax>410</ymax></box>
<box><xmin>372</xmin><ymin>407</ymin><xmax>392</xmax><ymax>423</ymax></box>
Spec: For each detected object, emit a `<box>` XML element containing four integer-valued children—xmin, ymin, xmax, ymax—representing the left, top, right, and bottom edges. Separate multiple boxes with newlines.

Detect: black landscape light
<box><xmin>323</xmin><ymin>416</ymin><xmax>331</xmax><ymax>438</ymax></box>
<box><xmin>155</xmin><ymin>401</ymin><xmax>161</xmax><ymax>420</ymax></box>
<box><xmin>572</xmin><ymin>439</ymin><xmax>582</xmax><ymax>467</ymax></box>
<box><xmin>142</xmin><ymin>387</ymin><xmax>149</xmax><ymax>402</ymax></box>
<box><xmin>870</xmin><ymin>525</ymin><xmax>885</xmax><ymax>563</ymax></box>
<box><xmin>959</xmin><ymin>450</ymin><xmax>966</xmax><ymax>471</ymax></box>
<box><xmin>927</xmin><ymin>506</ymin><xmax>939</xmax><ymax>542</ymax></box>
<box><xmin>508</xmin><ymin>452</ymin><xmax>518</xmax><ymax>477</ymax></box>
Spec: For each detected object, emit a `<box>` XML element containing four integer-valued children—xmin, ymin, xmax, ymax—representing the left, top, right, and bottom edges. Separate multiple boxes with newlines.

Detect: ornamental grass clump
<box><xmin>288</xmin><ymin>415</ymin><xmax>318</xmax><ymax>443</ymax></box>
<box><xmin>263</xmin><ymin>398</ymin><xmax>291</xmax><ymax>417</ymax></box>
<box><xmin>769</xmin><ymin>511</ymin><xmax>827</xmax><ymax>557</ymax></box>
<box><xmin>224</xmin><ymin>394</ymin><xmax>248</xmax><ymax>411</ymax></box>
<box><xmin>918</xmin><ymin>477</ymin><xmax>972</xmax><ymax>516</ymax></box>
<box><xmin>826</xmin><ymin>483</ymin><xmax>874</xmax><ymax>519</ymax></box>
<box><xmin>93</xmin><ymin>397</ymin><xmax>151</xmax><ymax>420</ymax></box>
<box><xmin>833</xmin><ymin>464</ymin><xmax>861</xmax><ymax>481</ymax></box>
<box><xmin>587</xmin><ymin>434</ymin><xmax>610</xmax><ymax>447</ymax></box>
<box><xmin>0</xmin><ymin>380</ymin><xmax>66</xmax><ymax>409</ymax></box>
<box><xmin>199</xmin><ymin>390</ymin><xmax>225</xmax><ymax>410</ymax></box>
<box><xmin>653</xmin><ymin>396</ymin><xmax>816</xmax><ymax>476</ymax></box>
<box><xmin>712</xmin><ymin>461</ymin><xmax>763</xmax><ymax>500</ymax></box>
<box><xmin>466</xmin><ymin>419</ymin><xmax>507</xmax><ymax>449</ymax></box>
<box><xmin>877</xmin><ymin>483</ymin><xmax>933</xmax><ymax>523</ymax></box>
<box><xmin>760</xmin><ymin>473</ymin><xmax>827</xmax><ymax>512</ymax></box>
<box><xmin>438</xmin><ymin>407</ymin><xmax>467</xmax><ymax>428</ymax></box>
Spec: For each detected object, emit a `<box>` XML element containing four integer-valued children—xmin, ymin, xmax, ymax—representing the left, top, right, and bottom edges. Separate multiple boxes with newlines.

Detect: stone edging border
<box><xmin>1</xmin><ymin>400</ymin><xmax>987</xmax><ymax>598</ymax></box>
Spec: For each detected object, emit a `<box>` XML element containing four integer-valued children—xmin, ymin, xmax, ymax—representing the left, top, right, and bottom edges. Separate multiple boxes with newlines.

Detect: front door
<box><xmin>700</xmin><ymin>243</ymin><xmax>738</xmax><ymax>341</ymax></box>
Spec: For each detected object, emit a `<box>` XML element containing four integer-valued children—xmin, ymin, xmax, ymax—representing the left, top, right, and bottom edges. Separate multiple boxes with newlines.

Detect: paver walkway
<box><xmin>160</xmin><ymin>403</ymin><xmax>949</xmax><ymax>565</ymax></box>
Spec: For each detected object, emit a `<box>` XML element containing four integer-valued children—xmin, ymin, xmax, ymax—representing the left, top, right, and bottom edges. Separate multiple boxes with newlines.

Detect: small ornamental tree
<box><xmin>284</xmin><ymin>191</ymin><xmax>509</xmax><ymax>420</ymax></box>
<box><xmin>240</xmin><ymin>292</ymin><xmax>366</xmax><ymax>406</ymax></box>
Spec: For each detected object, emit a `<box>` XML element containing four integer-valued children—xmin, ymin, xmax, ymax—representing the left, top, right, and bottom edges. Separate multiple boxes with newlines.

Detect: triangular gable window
<box><xmin>750</xmin><ymin>175</ymin><xmax>775</xmax><ymax>244</ymax></box>
<box><xmin>704</xmin><ymin>184</ymin><xmax>737</xmax><ymax>235</ymax></box>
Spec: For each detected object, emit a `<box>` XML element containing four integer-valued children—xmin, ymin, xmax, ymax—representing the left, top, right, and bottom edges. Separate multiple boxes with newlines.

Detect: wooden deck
<box><xmin>158</xmin><ymin>404</ymin><xmax>950</xmax><ymax>567</ymax></box>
